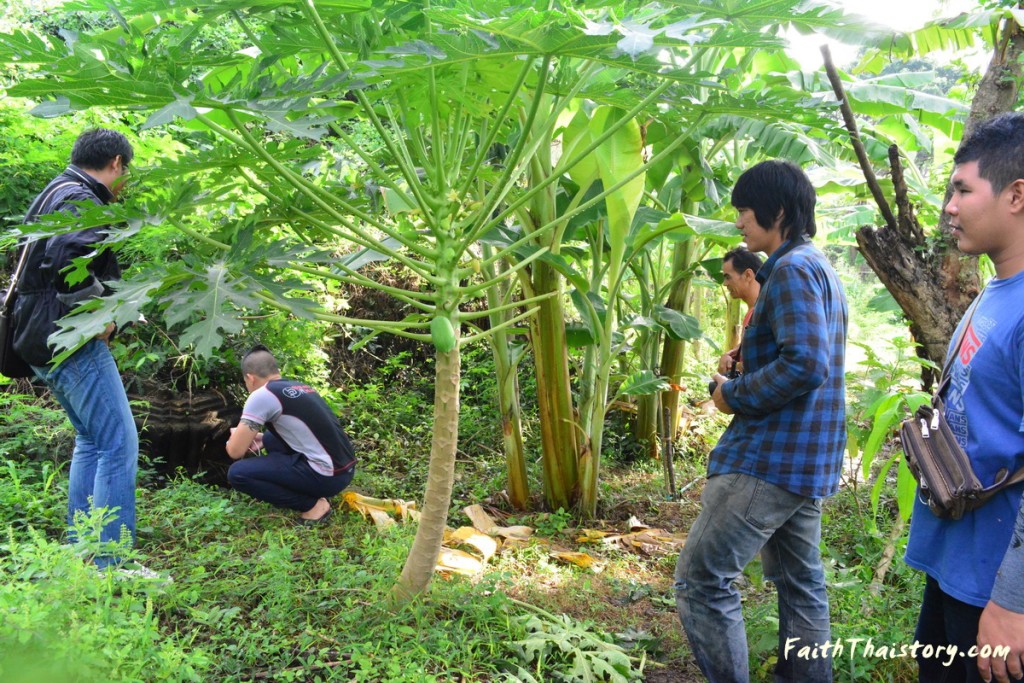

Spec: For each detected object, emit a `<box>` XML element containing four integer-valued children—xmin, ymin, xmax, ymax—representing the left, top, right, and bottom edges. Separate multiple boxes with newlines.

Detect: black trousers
<box><xmin>227</xmin><ymin>433</ymin><xmax>354</xmax><ymax>512</ymax></box>
<box><xmin>915</xmin><ymin>575</ymin><xmax>984</xmax><ymax>683</ymax></box>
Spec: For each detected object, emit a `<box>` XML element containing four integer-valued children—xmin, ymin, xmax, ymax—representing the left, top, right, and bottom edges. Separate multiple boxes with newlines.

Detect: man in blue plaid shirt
<box><xmin>675</xmin><ymin>160</ymin><xmax>848</xmax><ymax>683</ymax></box>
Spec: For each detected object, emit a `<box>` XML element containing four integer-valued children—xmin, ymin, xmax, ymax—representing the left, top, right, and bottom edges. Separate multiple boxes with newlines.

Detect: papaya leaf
<box><xmin>896</xmin><ymin>456</ymin><xmax>917</xmax><ymax>522</ymax></box>
<box><xmin>141</xmin><ymin>97</ymin><xmax>198</xmax><ymax>130</ymax></box>
<box><xmin>47</xmin><ymin>278</ymin><xmax>164</xmax><ymax>367</ymax></box>
<box><xmin>337</xmin><ymin>237</ymin><xmax>406</xmax><ymax>271</ymax></box>
<box><xmin>29</xmin><ymin>96</ymin><xmax>74</xmax><ymax>118</ymax></box>
<box><xmin>162</xmin><ymin>264</ymin><xmax>261</xmax><ymax>358</ymax></box>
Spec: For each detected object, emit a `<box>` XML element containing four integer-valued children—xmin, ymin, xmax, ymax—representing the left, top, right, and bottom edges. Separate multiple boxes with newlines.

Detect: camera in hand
<box><xmin>708</xmin><ymin>368</ymin><xmax>741</xmax><ymax>397</ymax></box>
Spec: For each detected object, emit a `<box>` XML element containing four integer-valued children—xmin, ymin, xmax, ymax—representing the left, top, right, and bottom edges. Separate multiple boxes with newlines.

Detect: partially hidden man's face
<box><xmin>721</xmin><ymin>259</ymin><xmax>748</xmax><ymax>300</ymax></box>
<box><xmin>110</xmin><ymin>155</ymin><xmax>130</xmax><ymax>199</ymax></box>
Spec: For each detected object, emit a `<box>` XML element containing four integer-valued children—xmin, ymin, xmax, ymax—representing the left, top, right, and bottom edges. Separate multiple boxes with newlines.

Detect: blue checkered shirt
<box><xmin>711</xmin><ymin>239</ymin><xmax>849</xmax><ymax>498</ymax></box>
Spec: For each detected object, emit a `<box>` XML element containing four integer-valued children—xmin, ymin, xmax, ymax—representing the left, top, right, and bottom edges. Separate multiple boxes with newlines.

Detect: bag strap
<box><xmin>976</xmin><ymin>466</ymin><xmax>1024</xmax><ymax>506</ymax></box>
<box><xmin>23</xmin><ymin>179</ymin><xmax>82</xmax><ymax>223</ymax></box>
<box><xmin>2</xmin><ymin>245</ymin><xmax>30</xmax><ymax>309</ymax></box>
<box><xmin>930</xmin><ymin>291</ymin><xmax>1024</xmax><ymax>504</ymax></box>
<box><xmin>3</xmin><ymin>180</ymin><xmax>83</xmax><ymax>309</ymax></box>
<box><xmin>934</xmin><ymin>292</ymin><xmax>985</xmax><ymax>398</ymax></box>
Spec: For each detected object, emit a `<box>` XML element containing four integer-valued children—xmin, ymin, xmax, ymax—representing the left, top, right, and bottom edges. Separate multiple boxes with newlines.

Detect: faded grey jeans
<box><xmin>675</xmin><ymin>473</ymin><xmax>832</xmax><ymax>683</ymax></box>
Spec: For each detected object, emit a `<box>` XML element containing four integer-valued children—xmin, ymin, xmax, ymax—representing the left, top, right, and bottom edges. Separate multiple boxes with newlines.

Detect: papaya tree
<box><xmin>4</xmin><ymin>0</ymin><xmax>852</xmax><ymax>591</ymax></box>
<box><xmin>0</xmin><ymin>0</ymin><xmax>567</xmax><ymax>600</ymax></box>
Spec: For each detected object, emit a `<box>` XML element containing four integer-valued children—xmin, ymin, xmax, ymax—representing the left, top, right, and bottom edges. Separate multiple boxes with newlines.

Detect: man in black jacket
<box><xmin>12</xmin><ymin>129</ymin><xmax>154</xmax><ymax>575</ymax></box>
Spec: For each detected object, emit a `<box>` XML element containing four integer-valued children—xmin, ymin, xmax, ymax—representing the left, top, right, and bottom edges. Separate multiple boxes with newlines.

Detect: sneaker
<box><xmin>118</xmin><ymin>563</ymin><xmax>172</xmax><ymax>581</ymax></box>
<box><xmin>99</xmin><ymin>562</ymin><xmax>173</xmax><ymax>583</ymax></box>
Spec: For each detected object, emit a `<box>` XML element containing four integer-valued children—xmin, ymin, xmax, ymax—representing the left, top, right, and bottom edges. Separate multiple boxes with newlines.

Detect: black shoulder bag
<box><xmin>1</xmin><ymin>245</ymin><xmax>34</xmax><ymax>379</ymax></box>
<box><xmin>1</xmin><ymin>180</ymin><xmax>83</xmax><ymax>379</ymax></box>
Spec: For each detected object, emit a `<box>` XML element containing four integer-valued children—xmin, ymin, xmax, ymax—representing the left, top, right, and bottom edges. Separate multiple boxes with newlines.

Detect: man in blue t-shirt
<box><xmin>225</xmin><ymin>345</ymin><xmax>356</xmax><ymax>525</ymax></box>
<box><xmin>904</xmin><ymin>113</ymin><xmax>1024</xmax><ymax>683</ymax></box>
<box><xmin>675</xmin><ymin>161</ymin><xmax>848</xmax><ymax>682</ymax></box>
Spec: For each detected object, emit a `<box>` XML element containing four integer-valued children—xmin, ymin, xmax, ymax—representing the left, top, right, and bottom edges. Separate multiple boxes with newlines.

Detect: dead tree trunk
<box><xmin>821</xmin><ymin>17</ymin><xmax>1024</xmax><ymax>387</ymax></box>
<box><xmin>854</xmin><ymin>147</ymin><xmax>979</xmax><ymax>386</ymax></box>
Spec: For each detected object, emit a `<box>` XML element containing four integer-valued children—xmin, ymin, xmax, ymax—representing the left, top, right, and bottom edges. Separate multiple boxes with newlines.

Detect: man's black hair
<box><xmin>241</xmin><ymin>344</ymin><xmax>279</xmax><ymax>378</ymax></box>
<box><xmin>244</xmin><ymin>344</ymin><xmax>271</xmax><ymax>357</ymax></box>
<box><xmin>723</xmin><ymin>247</ymin><xmax>764</xmax><ymax>276</ymax></box>
<box><xmin>70</xmin><ymin>128</ymin><xmax>134</xmax><ymax>171</ymax></box>
<box><xmin>731</xmin><ymin>160</ymin><xmax>817</xmax><ymax>242</ymax></box>
<box><xmin>954</xmin><ymin>112</ymin><xmax>1024</xmax><ymax>194</ymax></box>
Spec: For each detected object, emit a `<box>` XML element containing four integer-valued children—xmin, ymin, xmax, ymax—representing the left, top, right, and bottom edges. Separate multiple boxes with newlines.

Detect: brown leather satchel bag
<box><xmin>899</xmin><ymin>294</ymin><xmax>1024</xmax><ymax>520</ymax></box>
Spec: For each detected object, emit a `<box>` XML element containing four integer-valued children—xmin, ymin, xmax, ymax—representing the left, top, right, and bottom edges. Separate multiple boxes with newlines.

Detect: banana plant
<box><xmin>479</xmin><ymin>245</ymin><xmax>530</xmax><ymax>511</ymax></box>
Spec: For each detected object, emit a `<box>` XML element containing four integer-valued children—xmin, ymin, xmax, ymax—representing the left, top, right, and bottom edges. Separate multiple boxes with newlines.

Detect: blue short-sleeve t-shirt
<box><xmin>905</xmin><ymin>269</ymin><xmax>1024</xmax><ymax>607</ymax></box>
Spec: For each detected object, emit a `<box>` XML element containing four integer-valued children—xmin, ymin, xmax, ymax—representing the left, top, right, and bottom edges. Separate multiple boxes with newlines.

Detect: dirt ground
<box><xmin>493</xmin><ymin>468</ymin><xmax>711</xmax><ymax>682</ymax></box>
<box><xmin>643</xmin><ymin>663</ymin><xmax>705</xmax><ymax>682</ymax></box>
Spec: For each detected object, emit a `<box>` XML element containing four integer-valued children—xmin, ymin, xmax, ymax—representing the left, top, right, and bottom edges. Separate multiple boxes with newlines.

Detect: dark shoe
<box><xmin>299</xmin><ymin>508</ymin><xmax>333</xmax><ymax>526</ymax></box>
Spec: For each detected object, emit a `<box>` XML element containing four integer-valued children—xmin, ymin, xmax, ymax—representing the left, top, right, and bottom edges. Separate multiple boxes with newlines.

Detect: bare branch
<box><xmin>821</xmin><ymin>45</ymin><xmax>898</xmax><ymax>232</ymax></box>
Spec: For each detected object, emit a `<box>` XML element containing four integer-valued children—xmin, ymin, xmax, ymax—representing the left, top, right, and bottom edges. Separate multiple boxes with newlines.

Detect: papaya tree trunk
<box><xmin>391</xmin><ymin>343</ymin><xmax>461</xmax><ymax>603</ymax></box>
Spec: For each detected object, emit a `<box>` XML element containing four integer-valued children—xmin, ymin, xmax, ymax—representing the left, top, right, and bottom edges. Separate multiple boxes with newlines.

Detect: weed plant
<box><xmin>0</xmin><ymin>459</ymin><xmax>66</xmax><ymax>533</ymax></box>
<box><xmin>0</xmin><ymin>448</ymin><xmax>927</xmax><ymax>682</ymax></box>
<box><xmin>0</xmin><ymin>529</ymin><xmax>210</xmax><ymax>683</ymax></box>
<box><xmin>0</xmin><ymin>388</ymin><xmax>75</xmax><ymax>464</ymax></box>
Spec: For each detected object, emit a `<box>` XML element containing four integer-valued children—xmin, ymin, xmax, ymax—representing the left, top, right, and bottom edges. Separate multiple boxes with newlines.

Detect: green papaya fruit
<box><xmin>430</xmin><ymin>316</ymin><xmax>458</xmax><ymax>353</ymax></box>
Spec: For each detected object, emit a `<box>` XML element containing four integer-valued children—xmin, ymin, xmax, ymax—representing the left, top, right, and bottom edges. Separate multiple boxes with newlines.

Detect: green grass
<box><xmin>0</xmin><ymin>462</ymin><xmax>648</xmax><ymax>683</ymax></box>
<box><xmin>0</xmin><ymin>449</ymin><xmax>925</xmax><ymax>683</ymax></box>
<box><xmin>0</xmin><ymin>295</ymin><xmax>927</xmax><ymax>682</ymax></box>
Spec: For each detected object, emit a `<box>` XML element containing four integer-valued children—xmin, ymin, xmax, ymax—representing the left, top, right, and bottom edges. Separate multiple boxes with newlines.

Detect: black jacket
<box><xmin>12</xmin><ymin>166</ymin><xmax>121</xmax><ymax>366</ymax></box>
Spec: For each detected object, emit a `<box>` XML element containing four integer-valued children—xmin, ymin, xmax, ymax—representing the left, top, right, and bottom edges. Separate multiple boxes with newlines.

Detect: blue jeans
<box><xmin>675</xmin><ymin>473</ymin><xmax>832</xmax><ymax>683</ymax></box>
<box><xmin>33</xmin><ymin>339</ymin><xmax>138</xmax><ymax>568</ymax></box>
<box><xmin>227</xmin><ymin>433</ymin><xmax>354</xmax><ymax>512</ymax></box>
